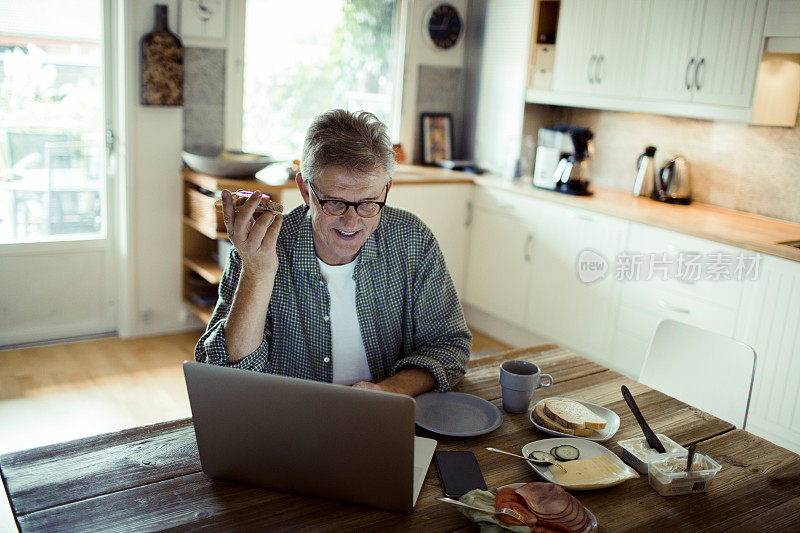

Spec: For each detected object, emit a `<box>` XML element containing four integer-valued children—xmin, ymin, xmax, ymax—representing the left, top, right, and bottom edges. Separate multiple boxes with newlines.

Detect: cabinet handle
<box><xmin>465</xmin><ymin>201</ymin><xmax>473</xmax><ymax>227</ymax></box>
<box><xmin>567</xmin><ymin>211</ymin><xmax>594</xmax><ymax>222</ymax></box>
<box><xmin>587</xmin><ymin>55</ymin><xmax>597</xmax><ymax>84</ymax></box>
<box><xmin>694</xmin><ymin>57</ymin><xmax>705</xmax><ymax>91</ymax></box>
<box><xmin>685</xmin><ymin>57</ymin><xmax>695</xmax><ymax>90</ymax></box>
<box><xmin>658</xmin><ymin>299</ymin><xmax>690</xmax><ymax>314</ymax></box>
<box><xmin>595</xmin><ymin>54</ymin><xmax>604</xmax><ymax>84</ymax></box>
<box><xmin>524</xmin><ymin>234</ymin><xmax>533</xmax><ymax>262</ymax></box>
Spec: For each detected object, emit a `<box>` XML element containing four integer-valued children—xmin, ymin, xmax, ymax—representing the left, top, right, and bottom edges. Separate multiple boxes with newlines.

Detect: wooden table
<box><xmin>2</xmin><ymin>345</ymin><xmax>799</xmax><ymax>532</ymax></box>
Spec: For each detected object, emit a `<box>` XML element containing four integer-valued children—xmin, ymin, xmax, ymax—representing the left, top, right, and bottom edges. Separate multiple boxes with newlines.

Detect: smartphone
<box><xmin>433</xmin><ymin>450</ymin><xmax>487</xmax><ymax>498</ymax></box>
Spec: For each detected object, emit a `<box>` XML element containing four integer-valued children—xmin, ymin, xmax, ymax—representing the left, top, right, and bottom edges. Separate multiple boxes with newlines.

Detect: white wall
<box><xmin>118</xmin><ymin>0</ymin><xmax>201</xmax><ymax>338</ymax></box>
<box><xmin>398</xmin><ymin>0</ymin><xmax>467</xmax><ymax>164</ymax></box>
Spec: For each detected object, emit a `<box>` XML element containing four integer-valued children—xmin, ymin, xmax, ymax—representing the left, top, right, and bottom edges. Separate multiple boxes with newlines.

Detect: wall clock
<box><xmin>425</xmin><ymin>3</ymin><xmax>463</xmax><ymax>50</ymax></box>
<box><xmin>180</xmin><ymin>0</ymin><xmax>226</xmax><ymax>40</ymax></box>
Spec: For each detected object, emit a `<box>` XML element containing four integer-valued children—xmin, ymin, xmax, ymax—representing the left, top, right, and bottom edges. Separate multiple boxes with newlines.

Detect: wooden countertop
<box><xmin>3</xmin><ymin>345</ymin><xmax>798</xmax><ymax>531</ymax></box>
<box><xmin>182</xmin><ymin>166</ymin><xmax>800</xmax><ymax>263</ymax></box>
<box><xmin>182</xmin><ymin>164</ymin><xmax>475</xmax><ymax>190</ymax></box>
<box><xmin>476</xmin><ymin>177</ymin><xmax>800</xmax><ymax>263</ymax></box>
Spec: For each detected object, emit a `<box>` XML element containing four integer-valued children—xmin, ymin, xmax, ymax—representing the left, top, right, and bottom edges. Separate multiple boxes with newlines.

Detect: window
<box><xmin>0</xmin><ymin>1</ymin><xmax>106</xmax><ymax>243</ymax></box>
<box><xmin>241</xmin><ymin>0</ymin><xmax>401</xmax><ymax>160</ymax></box>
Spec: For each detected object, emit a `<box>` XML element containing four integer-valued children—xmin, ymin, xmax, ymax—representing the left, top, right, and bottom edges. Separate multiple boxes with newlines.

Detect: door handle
<box><xmin>595</xmin><ymin>54</ymin><xmax>604</xmax><ymax>84</ymax></box>
<box><xmin>658</xmin><ymin>299</ymin><xmax>690</xmax><ymax>314</ymax></box>
<box><xmin>524</xmin><ymin>234</ymin><xmax>533</xmax><ymax>262</ymax></box>
<box><xmin>694</xmin><ymin>57</ymin><xmax>705</xmax><ymax>91</ymax></box>
<box><xmin>587</xmin><ymin>55</ymin><xmax>597</xmax><ymax>84</ymax></box>
<box><xmin>465</xmin><ymin>201</ymin><xmax>473</xmax><ymax>227</ymax></box>
<box><xmin>685</xmin><ymin>58</ymin><xmax>695</xmax><ymax>90</ymax></box>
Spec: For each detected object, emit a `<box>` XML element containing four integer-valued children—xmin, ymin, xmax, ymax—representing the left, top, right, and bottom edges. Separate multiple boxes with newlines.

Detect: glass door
<box><xmin>0</xmin><ymin>0</ymin><xmax>117</xmax><ymax>346</ymax></box>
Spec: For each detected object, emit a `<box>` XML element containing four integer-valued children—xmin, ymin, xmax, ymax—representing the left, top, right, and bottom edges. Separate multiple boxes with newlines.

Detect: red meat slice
<box><xmin>516</xmin><ymin>483</ymin><xmax>572</xmax><ymax>516</ymax></box>
<box><xmin>495</xmin><ymin>487</ymin><xmax>539</xmax><ymax>527</ymax></box>
<box><xmin>515</xmin><ymin>482</ymin><xmax>589</xmax><ymax>532</ymax></box>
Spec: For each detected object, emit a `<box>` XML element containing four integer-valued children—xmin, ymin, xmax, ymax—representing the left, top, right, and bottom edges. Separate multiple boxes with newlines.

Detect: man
<box><xmin>194</xmin><ymin>109</ymin><xmax>471</xmax><ymax>396</ymax></box>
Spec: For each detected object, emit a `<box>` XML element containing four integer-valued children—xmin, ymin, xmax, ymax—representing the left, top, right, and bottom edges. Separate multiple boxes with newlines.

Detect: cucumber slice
<box><xmin>550</xmin><ymin>446</ymin><xmax>560</xmax><ymax>458</ymax></box>
<box><xmin>552</xmin><ymin>444</ymin><xmax>580</xmax><ymax>461</ymax></box>
<box><xmin>528</xmin><ymin>451</ymin><xmax>556</xmax><ymax>463</ymax></box>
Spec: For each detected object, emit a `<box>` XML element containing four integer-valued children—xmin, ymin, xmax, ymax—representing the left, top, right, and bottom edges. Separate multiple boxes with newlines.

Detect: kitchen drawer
<box><xmin>531</xmin><ymin>67</ymin><xmax>553</xmax><ymax>91</ymax></box>
<box><xmin>534</xmin><ymin>44</ymin><xmax>556</xmax><ymax>67</ymax></box>
<box><xmin>626</xmin><ymin>222</ymin><xmax>746</xmax><ymax>309</ymax></box>
<box><xmin>473</xmin><ymin>187</ymin><xmax>532</xmax><ymax>220</ymax></box>
<box><xmin>618</xmin><ymin>284</ymin><xmax>739</xmax><ymax>338</ymax></box>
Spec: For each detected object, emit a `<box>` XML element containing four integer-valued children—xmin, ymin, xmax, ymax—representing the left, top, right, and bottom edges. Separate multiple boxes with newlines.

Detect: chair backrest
<box><xmin>639</xmin><ymin>319</ymin><xmax>756</xmax><ymax>429</ymax></box>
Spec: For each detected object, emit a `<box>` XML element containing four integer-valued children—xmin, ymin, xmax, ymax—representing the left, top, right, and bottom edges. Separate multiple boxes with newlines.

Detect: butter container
<box><xmin>617</xmin><ymin>434</ymin><xmax>686</xmax><ymax>473</ymax></box>
<box><xmin>647</xmin><ymin>452</ymin><xmax>722</xmax><ymax>496</ymax></box>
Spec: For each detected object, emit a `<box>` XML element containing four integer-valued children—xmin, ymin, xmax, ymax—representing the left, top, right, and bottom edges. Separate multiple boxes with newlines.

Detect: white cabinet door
<box><xmin>464</xmin><ymin>207</ymin><xmax>533</xmax><ymax>326</ymax></box>
<box><xmin>525</xmin><ymin>201</ymin><xmax>627</xmax><ymax>364</ymax></box>
<box><xmin>387</xmin><ymin>185</ymin><xmax>473</xmax><ymax>298</ymax></box>
<box><xmin>552</xmin><ymin>0</ymin><xmax>604</xmax><ymax>94</ymax></box>
<box><xmin>692</xmin><ymin>0</ymin><xmax>768</xmax><ymax>107</ymax></box>
<box><xmin>735</xmin><ymin>255</ymin><xmax>800</xmax><ymax>454</ymax></box>
<box><xmin>639</xmin><ymin>0</ymin><xmax>704</xmax><ymax>102</ymax></box>
<box><xmin>593</xmin><ymin>0</ymin><xmax>650</xmax><ymax>97</ymax></box>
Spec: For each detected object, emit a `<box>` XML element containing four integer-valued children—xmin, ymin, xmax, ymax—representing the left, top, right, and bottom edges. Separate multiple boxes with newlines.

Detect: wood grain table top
<box><xmin>2</xmin><ymin>345</ymin><xmax>798</xmax><ymax>532</ymax></box>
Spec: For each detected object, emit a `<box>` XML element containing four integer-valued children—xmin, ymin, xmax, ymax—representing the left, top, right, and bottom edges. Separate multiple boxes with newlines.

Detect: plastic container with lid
<box><xmin>647</xmin><ymin>452</ymin><xmax>722</xmax><ymax>496</ymax></box>
<box><xmin>617</xmin><ymin>434</ymin><xmax>686</xmax><ymax>473</ymax></box>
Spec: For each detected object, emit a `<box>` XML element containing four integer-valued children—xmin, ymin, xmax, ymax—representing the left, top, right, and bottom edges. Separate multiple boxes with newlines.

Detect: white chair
<box><xmin>639</xmin><ymin>319</ymin><xmax>756</xmax><ymax>429</ymax></box>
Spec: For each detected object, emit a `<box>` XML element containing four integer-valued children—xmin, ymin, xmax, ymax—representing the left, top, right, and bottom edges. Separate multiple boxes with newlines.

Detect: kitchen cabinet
<box><xmin>553</xmin><ymin>0</ymin><xmax>649</xmax><ymax>98</ymax></box>
<box><xmin>464</xmin><ymin>200</ymin><xmax>533</xmax><ymax>326</ymax></box>
<box><xmin>386</xmin><ymin>184</ymin><xmax>474</xmax><ymax>298</ymax></box>
<box><xmin>523</xmin><ymin>0</ymin><xmax>768</xmax><ymax>122</ymax></box>
<box><xmin>735</xmin><ymin>254</ymin><xmax>800</xmax><ymax>453</ymax></box>
<box><xmin>638</xmin><ymin>0</ymin><xmax>704</xmax><ymax>102</ymax></box>
<box><xmin>641</xmin><ymin>0</ymin><xmax>768</xmax><ymax>107</ymax></box>
<box><xmin>609</xmin><ymin>222</ymin><xmax>747</xmax><ymax>376</ymax></box>
<box><xmin>551</xmin><ymin>0</ymin><xmax>603</xmax><ymax>95</ymax></box>
<box><xmin>526</xmin><ymin>201</ymin><xmax>628</xmax><ymax>364</ymax></box>
<box><xmin>464</xmin><ymin>188</ymin><xmax>627</xmax><ymax>365</ymax></box>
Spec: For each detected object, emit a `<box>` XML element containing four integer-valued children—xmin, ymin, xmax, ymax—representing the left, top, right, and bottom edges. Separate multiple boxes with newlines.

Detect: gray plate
<box><xmin>414</xmin><ymin>392</ymin><xmax>503</xmax><ymax>437</ymax></box>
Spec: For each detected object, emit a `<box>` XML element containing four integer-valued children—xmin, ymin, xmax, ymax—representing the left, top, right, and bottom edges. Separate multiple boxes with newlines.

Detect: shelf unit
<box><xmin>181</xmin><ymin>167</ymin><xmax>296</xmax><ymax>324</ymax></box>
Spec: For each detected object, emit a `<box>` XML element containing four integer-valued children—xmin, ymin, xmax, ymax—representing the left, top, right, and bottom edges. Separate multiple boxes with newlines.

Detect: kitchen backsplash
<box><xmin>416</xmin><ymin>65</ymin><xmax>465</xmax><ymax>164</ymax></box>
<box><xmin>183</xmin><ymin>47</ymin><xmax>225</xmax><ymax>152</ymax></box>
<box><xmin>524</xmin><ymin>104</ymin><xmax>800</xmax><ymax>224</ymax></box>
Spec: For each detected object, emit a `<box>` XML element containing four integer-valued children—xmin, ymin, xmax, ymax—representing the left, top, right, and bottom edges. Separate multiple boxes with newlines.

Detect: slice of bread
<box><xmin>533</xmin><ymin>403</ymin><xmax>594</xmax><ymax>437</ymax></box>
<box><xmin>543</xmin><ymin>399</ymin><xmax>607</xmax><ymax>431</ymax></box>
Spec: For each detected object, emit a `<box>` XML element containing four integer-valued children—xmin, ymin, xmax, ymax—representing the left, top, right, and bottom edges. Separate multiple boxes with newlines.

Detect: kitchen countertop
<box><xmin>475</xmin><ymin>176</ymin><xmax>800</xmax><ymax>263</ymax></box>
<box><xmin>182</xmin><ymin>165</ymin><xmax>800</xmax><ymax>263</ymax></box>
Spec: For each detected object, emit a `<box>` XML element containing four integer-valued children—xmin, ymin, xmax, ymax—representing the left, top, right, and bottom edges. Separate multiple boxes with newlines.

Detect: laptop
<box><xmin>183</xmin><ymin>361</ymin><xmax>437</xmax><ymax>514</ymax></box>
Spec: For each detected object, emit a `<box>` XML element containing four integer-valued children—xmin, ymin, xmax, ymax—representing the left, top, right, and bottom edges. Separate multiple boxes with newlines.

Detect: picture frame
<box><xmin>420</xmin><ymin>112</ymin><xmax>453</xmax><ymax>165</ymax></box>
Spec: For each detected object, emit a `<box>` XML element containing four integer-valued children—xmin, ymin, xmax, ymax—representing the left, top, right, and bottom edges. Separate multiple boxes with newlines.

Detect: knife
<box><xmin>621</xmin><ymin>385</ymin><xmax>667</xmax><ymax>453</ymax></box>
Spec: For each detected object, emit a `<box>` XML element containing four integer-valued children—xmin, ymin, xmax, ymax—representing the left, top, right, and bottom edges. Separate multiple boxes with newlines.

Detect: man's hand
<box><xmin>351</xmin><ymin>368</ymin><xmax>436</xmax><ymax>397</ymax></box>
<box><xmin>221</xmin><ymin>189</ymin><xmax>283</xmax><ymax>280</ymax></box>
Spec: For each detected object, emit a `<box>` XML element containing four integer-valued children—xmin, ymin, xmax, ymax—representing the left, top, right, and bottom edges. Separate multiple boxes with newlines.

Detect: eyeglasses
<box><xmin>307</xmin><ymin>183</ymin><xmax>388</xmax><ymax>218</ymax></box>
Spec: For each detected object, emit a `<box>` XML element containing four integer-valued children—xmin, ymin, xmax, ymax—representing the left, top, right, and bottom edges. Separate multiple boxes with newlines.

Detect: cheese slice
<box><xmin>548</xmin><ymin>454</ymin><xmax>638</xmax><ymax>489</ymax></box>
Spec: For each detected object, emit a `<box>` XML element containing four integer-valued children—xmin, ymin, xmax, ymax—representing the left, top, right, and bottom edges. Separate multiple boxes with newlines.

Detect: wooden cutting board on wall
<box><xmin>140</xmin><ymin>4</ymin><xmax>184</xmax><ymax>106</ymax></box>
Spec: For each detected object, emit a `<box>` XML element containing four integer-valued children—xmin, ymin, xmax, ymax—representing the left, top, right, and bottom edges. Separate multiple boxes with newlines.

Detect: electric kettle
<box><xmin>656</xmin><ymin>156</ymin><xmax>691</xmax><ymax>204</ymax></box>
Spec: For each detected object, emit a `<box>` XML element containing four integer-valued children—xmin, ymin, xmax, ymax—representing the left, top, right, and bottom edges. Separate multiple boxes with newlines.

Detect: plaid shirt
<box><xmin>194</xmin><ymin>204</ymin><xmax>471</xmax><ymax>392</ymax></box>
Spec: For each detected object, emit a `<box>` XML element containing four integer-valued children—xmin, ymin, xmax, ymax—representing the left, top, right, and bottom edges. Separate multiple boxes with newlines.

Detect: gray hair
<box><xmin>300</xmin><ymin>109</ymin><xmax>397</xmax><ymax>184</ymax></box>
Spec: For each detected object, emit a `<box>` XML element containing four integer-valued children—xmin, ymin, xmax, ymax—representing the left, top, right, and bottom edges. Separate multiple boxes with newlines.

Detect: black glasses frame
<box><xmin>307</xmin><ymin>182</ymin><xmax>388</xmax><ymax>218</ymax></box>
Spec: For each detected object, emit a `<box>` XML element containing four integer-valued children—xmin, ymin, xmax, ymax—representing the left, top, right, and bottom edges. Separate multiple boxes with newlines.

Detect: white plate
<box><xmin>530</xmin><ymin>397</ymin><xmax>620</xmax><ymax>442</ymax></box>
<box><xmin>501</xmin><ymin>483</ymin><xmax>597</xmax><ymax>533</ymax></box>
<box><xmin>521</xmin><ymin>437</ymin><xmax>638</xmax><ymax>490</ymax></box>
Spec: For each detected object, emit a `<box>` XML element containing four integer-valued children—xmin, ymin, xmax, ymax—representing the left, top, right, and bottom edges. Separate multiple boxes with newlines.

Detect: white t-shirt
<box><xmin>317</xmin><ymin>256</ymin><xmax>372</xmax><ymax>385</ymax></box>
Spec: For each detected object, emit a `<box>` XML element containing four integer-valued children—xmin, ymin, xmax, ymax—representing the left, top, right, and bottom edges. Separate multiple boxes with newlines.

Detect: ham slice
<box><xmin>514</xmin><ymin>482</ymin><xmax>590</xmax><ymax>533</ymax></box>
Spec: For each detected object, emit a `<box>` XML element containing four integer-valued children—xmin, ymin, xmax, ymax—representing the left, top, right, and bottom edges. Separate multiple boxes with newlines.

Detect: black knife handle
<box><xmin>621</xmin><ymin>385</ymin><xmax>667</xmax><ymax>453</ymax></box>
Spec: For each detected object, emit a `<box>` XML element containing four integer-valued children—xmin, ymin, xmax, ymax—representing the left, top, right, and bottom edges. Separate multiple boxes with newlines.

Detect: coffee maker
<box><xmin>533</xmin><ymin>125</ymin><xmax>594</xmax><ymax>196</ymax></box>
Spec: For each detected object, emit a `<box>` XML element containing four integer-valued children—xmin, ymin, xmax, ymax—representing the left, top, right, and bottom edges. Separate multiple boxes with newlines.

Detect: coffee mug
<box><xmin>499</xmin><ymin>360</ymin><xmax>554</xmax><ymax>414</ymax></box>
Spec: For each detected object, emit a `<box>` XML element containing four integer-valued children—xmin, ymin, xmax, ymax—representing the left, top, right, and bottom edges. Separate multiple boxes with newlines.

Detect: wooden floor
<box><xmin>0</xmin><ymin>328</ymin><xmax>510</xmax><ymax>454</ymax></box>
